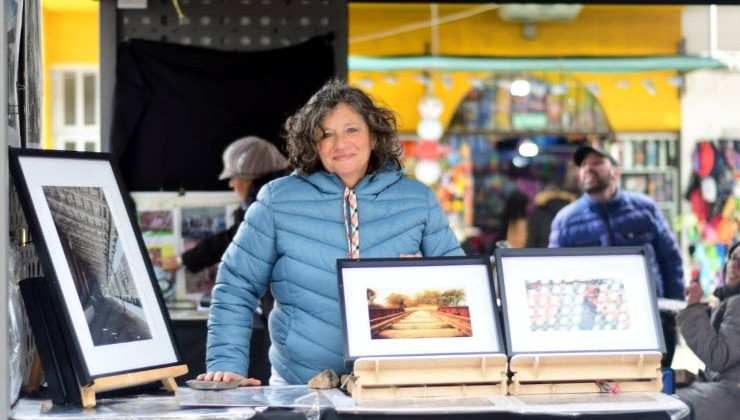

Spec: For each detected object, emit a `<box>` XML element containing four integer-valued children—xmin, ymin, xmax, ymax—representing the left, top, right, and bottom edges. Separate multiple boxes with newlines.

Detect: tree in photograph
<box><xmin>414</xmin><ymin>289</ymin><xmax>441</xmax><ymax>305</ymax></box>
<box><xmin>440</xmin><ymin>288</ymin><xmax>466</xmax><ymax>306</ymax></box>
<box><xmin>367</xmin><ymin>288</ymin><xmax>377</xmax><ymax>304</ymax></box>
<box><xmin>385</xmin><ymin>293</ymin><xmax>410</xmax><ymax>309</ymax></box>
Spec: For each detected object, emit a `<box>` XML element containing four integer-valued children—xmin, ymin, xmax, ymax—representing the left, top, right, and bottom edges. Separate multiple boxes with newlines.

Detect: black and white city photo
<box><xmin>42</xmin><ymin>185</ymin><xmax>153</xmax><ymax>346</ymax></box>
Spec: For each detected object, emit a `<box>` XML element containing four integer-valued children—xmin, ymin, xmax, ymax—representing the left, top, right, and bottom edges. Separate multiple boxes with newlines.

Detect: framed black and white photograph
<box><xmin>337</xmin><ymin>257</ymin><xmax>504</xmax><ymax>364</ymax></box>
<box><xmin>9</xmin><ymin>148</ymin><xmax>181</xmax><ymax>380</ymax></box>
<box><xmin>495</xmin><ymin>247</ymin><xmax>665</xmax><ymax>356</ymax></box>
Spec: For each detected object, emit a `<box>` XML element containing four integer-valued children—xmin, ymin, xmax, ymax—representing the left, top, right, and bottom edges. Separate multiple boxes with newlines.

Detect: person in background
<box><xmin>500</xmin><ymin>190</ymin><xmax>530</xmax><ymax>248</ymax></box>
<box><xmin>197</xmin><ymin>80</ymin><xmax>463</xmax><ymax>386</ymax></box>
<box><xmin>161</xmin><ymin>136</ymin><xmax>290</xmax><ymax>275</ymax></box>
<box><xmin>676</xmin><ymin>241</ymin><xmax>740</xmax><ymax>420</ymax></box>
<box><xmin>549</xmin><ymin>144</ymin><xmax>684</xmax><ymax>367</ymax></box>
<box><xmin>526</xmin><ymin>185</ymin><xmax>576</xmax><ymax>248</ymax></box>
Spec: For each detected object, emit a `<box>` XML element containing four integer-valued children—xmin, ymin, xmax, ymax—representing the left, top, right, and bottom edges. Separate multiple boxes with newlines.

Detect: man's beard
<box><xmin>581</xmin><ymin>173</ymin><xmax>610</xmax><ymax>195</ymax></box>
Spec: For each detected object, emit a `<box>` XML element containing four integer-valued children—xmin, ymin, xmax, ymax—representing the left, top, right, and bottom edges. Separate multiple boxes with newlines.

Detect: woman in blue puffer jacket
<box><xmin>197</xmin><ymin>80</ymin><xmax>464</xmax><ymax>386</ymax></box>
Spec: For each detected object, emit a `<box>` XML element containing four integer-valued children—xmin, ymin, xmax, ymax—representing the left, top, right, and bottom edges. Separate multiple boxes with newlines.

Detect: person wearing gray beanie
<box><xmin>161</xmin><ymin>136</ymin><xmax>290</xmax><ymax>274</ymax></box>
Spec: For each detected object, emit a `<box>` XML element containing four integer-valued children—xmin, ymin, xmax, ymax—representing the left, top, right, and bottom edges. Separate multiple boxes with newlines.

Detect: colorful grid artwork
<box><xmin>525</xmin><ymin>279</ymin><xmax>630</xmax><ymax>332</ymax></box>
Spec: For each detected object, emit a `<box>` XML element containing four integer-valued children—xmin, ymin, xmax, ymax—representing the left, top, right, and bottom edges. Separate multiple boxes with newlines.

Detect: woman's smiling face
<box><xmin>317</xmin><ymin>102</ymin><xmax>373</xmax><ymax>188</ymax></box>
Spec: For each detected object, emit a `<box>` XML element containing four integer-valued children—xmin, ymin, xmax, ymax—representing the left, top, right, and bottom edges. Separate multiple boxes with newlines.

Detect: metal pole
<box><xmin>1</xmin><ymin>0</ymin><xmax>11</xmax><ymax>416</ymax></box>
<box><xmin>709</xmin><ymin>4</ymin><xmax>718</xmax><ymax>59</ymax></box>
<box><xmin>99</xmin><ymin>0</ymin><xmax>117</xmax><ymax>152</ymax></box>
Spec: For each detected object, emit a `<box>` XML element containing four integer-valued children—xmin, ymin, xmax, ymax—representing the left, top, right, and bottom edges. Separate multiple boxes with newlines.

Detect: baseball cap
<box><xmin>218</xmin><ymin>136</ymin><xmax>290</xmax><ymax>180</ymax></box>
<box><xmin>573</xmin><ymin>144</ymin><xmax>618</xmax><ymax>167</ymax></box>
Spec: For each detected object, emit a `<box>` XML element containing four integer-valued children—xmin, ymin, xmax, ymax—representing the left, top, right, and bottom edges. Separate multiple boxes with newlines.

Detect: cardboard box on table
<box><xmin>336</xmin><ymin>257</ymin><xmax>508</xmax><ymax>401</ymax></box>
<box><xmin>496</xmin><ymin>247</ymin><xmax>665</xmax><ymax>395</ymax></box>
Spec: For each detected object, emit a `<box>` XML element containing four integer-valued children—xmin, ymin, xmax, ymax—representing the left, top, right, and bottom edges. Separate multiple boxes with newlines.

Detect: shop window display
<box><xmin>684</xmin><ymin>139</ymin><xmax>739</xmax><ymax>298</ymax></box>
<box><xmin>404</xmin><ymin>74</ymin><xmax>608</xmax><ymax>255</ymax></box>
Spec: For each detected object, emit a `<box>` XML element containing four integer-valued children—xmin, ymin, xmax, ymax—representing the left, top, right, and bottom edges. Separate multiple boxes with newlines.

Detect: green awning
<box><xmin>348</xmin><ymin>55</ymin><xmax>726</xmax><ymax>73</ymax></box>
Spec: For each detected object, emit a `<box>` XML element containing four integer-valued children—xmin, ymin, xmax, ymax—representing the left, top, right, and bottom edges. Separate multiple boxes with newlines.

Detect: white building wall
<box><xmin>680</xmin><ymin>7</ymin><xmax>740</xmax><ymax>281</ymax></box>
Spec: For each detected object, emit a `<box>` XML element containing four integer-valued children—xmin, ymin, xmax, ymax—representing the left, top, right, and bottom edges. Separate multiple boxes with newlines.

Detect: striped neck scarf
<box><xmin>343</xmin><ymin>187</ymin><xmax>360</xmax><ymax>259</ymax></box>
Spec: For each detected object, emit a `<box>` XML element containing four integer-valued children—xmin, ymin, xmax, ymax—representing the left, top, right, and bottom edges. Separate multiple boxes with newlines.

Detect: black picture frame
<box><xmin>495</xmin><ymin>246</ymin><xmax>666</xmax><ymax>357</ymax></box>
<box><xmin>9</xmin><ymin>148</ymin><xmax>182</xmax><ymax>396</ymax></box>
<box><xmin>336</xmin><ymin>256</ymin><xmax>505</xmax><ymax>366</ymax></box>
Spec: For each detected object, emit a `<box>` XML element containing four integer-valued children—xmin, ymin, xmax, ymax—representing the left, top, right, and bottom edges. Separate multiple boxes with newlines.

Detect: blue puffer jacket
<box><xmin>206</xmin><ymin>168</ymin><xmax>464</xmax><ymax>384</ymax></box>
<box><xmin>549</xmin><ymin>190</ymin><xmax>684</xmax><ymax>300</ymax></box>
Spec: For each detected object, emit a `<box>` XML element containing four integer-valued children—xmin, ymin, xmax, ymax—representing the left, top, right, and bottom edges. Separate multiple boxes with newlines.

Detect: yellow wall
<box><xmin>350</xmin><ymin>5</ymin><xmax>682</xmax><ymax>57</ymax></box>
<box><xmin>42</xmin><ymin>1</ymin><xmax>99</xmax><ymax>148</ymax></box>
<box><xmin>349</xmin><ymin>5</ymin><xmax>683</xmax><ymax>132</ymax></box>
<box><xmin>40</xmin><ymin>3</ymin><xmax>682</xmax><ymax>141</ymax></box>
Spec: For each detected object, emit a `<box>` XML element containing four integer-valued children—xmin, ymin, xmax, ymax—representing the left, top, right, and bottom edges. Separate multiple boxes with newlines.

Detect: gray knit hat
<box><xmin>218</xmin><ymin>136</ymin><xmax>290</xmax><ymax>180</ymax></box>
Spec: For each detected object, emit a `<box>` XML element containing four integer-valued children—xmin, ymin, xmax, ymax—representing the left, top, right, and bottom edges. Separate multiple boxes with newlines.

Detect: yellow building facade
<box><xmin>41</xmin><ymin>3</ymin><xmax>682</xmax><ymax>147</ymax></box>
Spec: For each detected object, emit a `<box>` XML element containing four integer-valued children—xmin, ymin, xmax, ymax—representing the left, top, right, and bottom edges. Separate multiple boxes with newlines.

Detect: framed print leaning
<box><xmin>495</xmin><ymin>247</ymin><xmax>665</xmax><ymax>395</ymax></box>
<box><xmin>337</xmin><ymin>256</ymin><xmax>508</xmax><ymax>400</ymax></box>
<box><xmin>337</xmin><ymin>256</ymin><xmax>504</xmax><ymax>364</ymax></box>
<box><xmin>495</xmin><ymin>246</ymin><xmax>665</xmax><ymax>355</ymax></box>
<box><xmin>9</xmin><ymin>148</ymin><xmax>184</xmax><ymax>404</ymax></box>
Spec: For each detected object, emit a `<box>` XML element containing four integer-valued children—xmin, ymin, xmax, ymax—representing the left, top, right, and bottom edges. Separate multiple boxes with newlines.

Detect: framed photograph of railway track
<box><xmin>495</xmin><ymin>246</ymin><xmax>665</xmax><ymax>356</ymax></box>
<box><xmin>10</xmin><ymin>148</ymin><xmax>184</xmax><ymax>404</ymax></box>
<box><xmin>336</xmin><ymin>256</ymin><xmax>504</xmax><ymax>364</ymax></box>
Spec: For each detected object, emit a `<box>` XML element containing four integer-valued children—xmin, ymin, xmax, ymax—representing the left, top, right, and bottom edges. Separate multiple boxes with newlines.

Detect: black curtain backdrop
<box><xmin>111</xmin><ymin>35</ymin><xmax>335</xmax><ymax>191</ymax></box>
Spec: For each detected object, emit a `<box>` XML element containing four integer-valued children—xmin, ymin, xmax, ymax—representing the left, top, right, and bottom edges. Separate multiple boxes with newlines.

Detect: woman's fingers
<box><xmin>239</xmin><ymin>377</ymin><xmax>262</xmax><ymax>386</ymax></box>
<box><xmin>195</xmin><ymin>371</ymin><xmax>261</xmax><ymax>386</ymax></box>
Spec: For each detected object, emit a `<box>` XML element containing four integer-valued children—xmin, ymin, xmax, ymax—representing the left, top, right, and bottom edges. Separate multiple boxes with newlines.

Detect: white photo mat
<box><xmin>17</xmin><ymin>155</ymin><xmax>178</xmax><ymax>376</ymax></box>
<box><xmin>340</xmin><ymin>261</ymin><xmax>502</xmax><ymax>359</ymax></box>
<box><xmin>498</xmin><ymin>252</ymin><xmax>661</xmax><ymax>354</ymax></box>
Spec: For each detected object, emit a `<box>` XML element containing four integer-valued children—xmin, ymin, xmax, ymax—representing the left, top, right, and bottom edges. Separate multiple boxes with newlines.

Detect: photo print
<box><xmin>367</xmin><ymin>286</ymin><xmax>472</xmax><ymax>340</ymax></box>
<box><xmin>42</xmin><ymin>186</ymin><xmax>152</xmax><ymax>346</ymax></box>
<box><xmin>181</xmin><ymin>206</ymin><xmax>227</xmax><ymax>295</ymax></box>
<box><xmin>145</xmin><ymin>243</ymin><xmax>177</xmax><ymax>301</ymax></box>
<box><xmin>10</xmin><ymin>150</ymin><xmax>180</xmax><ymax>378</ymax></box>
<box><xmin>338</xmin><ymin>257</ymin><xmax>503</xmax><ymax>362</ymax></box>
<box><xmin>525</xmin><ymin>278</ymin><xmax>630</xmax><ymax>332</ymax></box>
<box><xmin>138</xmin><ymin>210</ymin><xmax>174</xmax><ymax>236</ymax></box>
<box><xmin>496</xmin><ymin>248</ymin><xmax>664</xmax><ymax>354</ymax></box>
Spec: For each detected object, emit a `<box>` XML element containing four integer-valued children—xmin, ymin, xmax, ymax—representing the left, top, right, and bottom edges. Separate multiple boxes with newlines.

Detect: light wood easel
<box><xmin>509</xmin><ymin>351</ymin><xmax>662</xmax><ymax>395</ymax></box>
<box><xmin>351</xmin><ymin>354</ymin><xmax>508</xmax><ymax>401</ymax></box>
<box><xmin>79</xmin><ymin>364</ymin><xmax>188</xmax><ymax>408</ymax></box>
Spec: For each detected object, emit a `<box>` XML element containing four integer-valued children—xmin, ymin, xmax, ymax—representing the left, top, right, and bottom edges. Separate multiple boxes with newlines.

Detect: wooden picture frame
<box><xmin>10</xmin><ymin>148</ymin><xmax>185</xmax><ymax>406</ymax></box>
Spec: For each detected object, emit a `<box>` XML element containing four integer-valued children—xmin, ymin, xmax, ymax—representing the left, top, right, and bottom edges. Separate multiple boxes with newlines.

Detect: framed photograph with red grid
<box><xmin>495</xmin><ymin>246</ymin><xmax>665</xmax><ymax>356</ymax></box>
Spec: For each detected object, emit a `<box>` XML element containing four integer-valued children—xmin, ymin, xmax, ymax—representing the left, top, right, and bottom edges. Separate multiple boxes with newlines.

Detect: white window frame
<box><xmin>51</xmin><ymin>65</ymin><xmax>101</xmax><ymax>151</ymax></box>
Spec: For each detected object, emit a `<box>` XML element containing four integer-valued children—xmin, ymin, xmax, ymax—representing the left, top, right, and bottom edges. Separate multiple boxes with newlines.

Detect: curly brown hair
<box><xmin>284</xmin><ymin>79</ymin><xmax>402</xmax><ymax>175</ymax></box>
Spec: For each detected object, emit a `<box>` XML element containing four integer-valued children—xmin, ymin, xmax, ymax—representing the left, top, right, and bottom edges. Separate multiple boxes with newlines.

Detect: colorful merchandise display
<box><xmin>684</xmin><ymin>140</ymin><xmax>739</xmax><ymax>295</ymax></box>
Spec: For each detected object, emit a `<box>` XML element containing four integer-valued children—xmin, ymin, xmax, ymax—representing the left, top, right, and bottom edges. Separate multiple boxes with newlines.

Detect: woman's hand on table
<box><xmin>400</xmin><ymin>253</ymin><xmax>422</xmax><ymax>258</ymax></box>
<box><xmin>196</xmin><ymin>371</ymin><xmax>261</xmax><ymax>386</ymax></box>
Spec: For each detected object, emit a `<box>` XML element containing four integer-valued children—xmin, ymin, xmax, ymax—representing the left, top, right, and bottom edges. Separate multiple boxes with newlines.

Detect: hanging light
<box><xmin>414</xmin><ymin>160</ymin><xmax>442</xmax><ymax>185</ymax></box>
<box><xmin>512</xmin><ymin>155</ymin><xmax>529</xmax><ymax>168</ymax></box>
<box><xmin>510</xmin><ymin>79</ymin><xmax>531</xmax><ymax>97</ymax></box>
<box><xmin>418</xmin><ymin>95</ymin><xmax>444</xmax><ymax>119</ymax></box>
<box><xmin>518</xmin><ymin>138</ymin><xmax>539</xmax><ymax>157</ymax></box>
<box><xmin>417</xmin><ymin>118</ymin><xmax>444</xmax><ymax>141</ymax></box>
